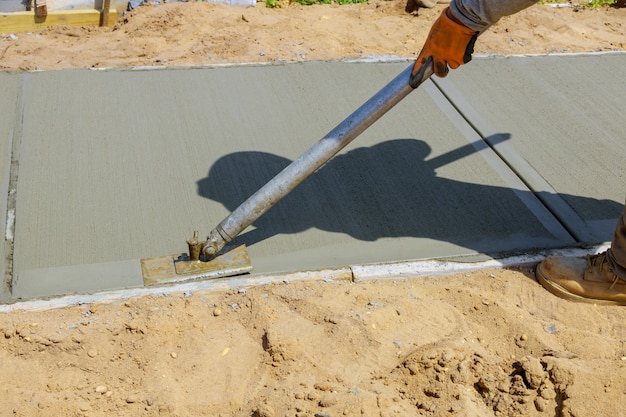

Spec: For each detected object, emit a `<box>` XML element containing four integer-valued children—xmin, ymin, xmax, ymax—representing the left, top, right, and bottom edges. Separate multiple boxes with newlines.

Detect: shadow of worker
<box><xmin>197</xmin><ymin>134</ymin><xmax>623</xmax><ymax>254</ymax></box>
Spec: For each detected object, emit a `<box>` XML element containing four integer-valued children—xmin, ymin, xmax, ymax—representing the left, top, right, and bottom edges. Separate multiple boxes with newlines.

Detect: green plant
<box><xmin>273</xmin><ymin>0</ymin><xmax>368</xmax><ymax>5</ymax></box>
<box><xmin>584</xmin><ymin>0</ymin><xmax>615</xmax><ymax>8</ymax></box>
<box><xmin>538</xmin><ymin>0</ymin><xmax>615</xmax><ymax>8</ymax></box>
<box><xmin>333</xmin><ymin>0</ymin><xmax>368</xmax><ymax>4</ymax></box>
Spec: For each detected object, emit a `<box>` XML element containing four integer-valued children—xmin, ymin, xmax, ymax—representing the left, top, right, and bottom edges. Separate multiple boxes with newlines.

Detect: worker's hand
<box><xmin>412</xmin><ymin>7</ymin><xmax>479</xmax><ymax>78</ymax></box>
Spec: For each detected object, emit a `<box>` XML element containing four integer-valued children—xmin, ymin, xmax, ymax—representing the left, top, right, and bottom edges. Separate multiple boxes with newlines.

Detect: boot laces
<box><xmin>586</xmin><ymin>252</ymin><xmax>622</xmax><ymax>289</ymax></box>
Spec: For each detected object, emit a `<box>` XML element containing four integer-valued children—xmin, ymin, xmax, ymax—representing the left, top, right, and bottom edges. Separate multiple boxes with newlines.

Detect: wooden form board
<box><xmin>0</xmin><ymin>9</ymin><xmax>117</xmax><ymax>32</ymax></box>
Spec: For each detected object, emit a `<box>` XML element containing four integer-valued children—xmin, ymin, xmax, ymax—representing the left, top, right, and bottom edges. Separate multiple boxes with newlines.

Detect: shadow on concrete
<box><xmin>197</xmin><ymin>135</ymin><xmax>622</xmax><ymax>254</ymax></box>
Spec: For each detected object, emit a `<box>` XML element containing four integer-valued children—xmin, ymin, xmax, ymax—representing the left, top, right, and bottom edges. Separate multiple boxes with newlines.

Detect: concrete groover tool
<box><xmin>141</xmin><ymin>60</ymin><xmax>434</xmax><ymax>286</ymax></box>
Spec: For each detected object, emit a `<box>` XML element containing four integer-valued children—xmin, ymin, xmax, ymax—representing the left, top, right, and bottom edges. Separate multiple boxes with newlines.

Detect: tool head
<box><xmin>141</xmin><ymin>245</ymin><xmax>252</xmax><ymax>286</ymax></box>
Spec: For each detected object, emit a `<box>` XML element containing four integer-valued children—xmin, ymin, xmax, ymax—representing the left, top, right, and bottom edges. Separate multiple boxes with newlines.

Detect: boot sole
<box><xmin>536</xmin><ymin>262</ymin><xmax>626</xmax><ymax>306</ymax></box>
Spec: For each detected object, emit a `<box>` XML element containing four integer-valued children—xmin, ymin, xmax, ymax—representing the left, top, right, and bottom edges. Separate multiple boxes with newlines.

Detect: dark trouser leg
<box><xmin>608</xmin><ymin>200</ymin><xmax>626</xmax><ymax>280</ymax></box>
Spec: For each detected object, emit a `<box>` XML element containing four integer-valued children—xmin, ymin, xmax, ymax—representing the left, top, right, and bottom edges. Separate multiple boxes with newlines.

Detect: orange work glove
<box><xmin>412</xmin><ymin>7</ymin><xmax>479</xmax><ymax>79</ymax></box>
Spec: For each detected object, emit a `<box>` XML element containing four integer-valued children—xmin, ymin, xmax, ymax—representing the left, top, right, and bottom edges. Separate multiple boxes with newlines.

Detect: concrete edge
<box><xmin>47</xmin><ymin>50</ymin><xmax>623</xmax><ymax>74</ymax></box>
<box><xmin>0</xmin><ymin>243</ymin><xmax>609</xmax><ymax>313</ymax></box>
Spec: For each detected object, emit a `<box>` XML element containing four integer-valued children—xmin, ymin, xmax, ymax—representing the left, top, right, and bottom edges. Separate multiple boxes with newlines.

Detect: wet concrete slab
<box><xmin>4</xmin><ymin>55</ymin><xmax>624</xmax><ymax>300</ymax></box>
<box><xmin>434</xmin><ymin>53</ymin><xmax>626</xmax><ymax>242</ymax></box>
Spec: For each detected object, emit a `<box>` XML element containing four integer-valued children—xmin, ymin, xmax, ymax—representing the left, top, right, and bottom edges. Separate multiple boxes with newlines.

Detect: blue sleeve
<box><xmin>450</xmin><ymin>0</ymin><xmax>539</xmax><ymax>32</ymax></box>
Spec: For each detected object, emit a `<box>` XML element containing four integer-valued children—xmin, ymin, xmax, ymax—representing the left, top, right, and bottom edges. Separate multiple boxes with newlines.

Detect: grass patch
<box><xmin>538</xmin><ymin>0</ymin><xmax>616</xmax><ymax>8</ymax></box>
<box><xmin>264</xmin><ymin>0</ymin><xmax>368</xmax><ymax>7</ymax></box>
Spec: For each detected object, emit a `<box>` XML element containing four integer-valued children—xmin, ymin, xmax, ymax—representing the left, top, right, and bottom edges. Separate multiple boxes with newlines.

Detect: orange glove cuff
<box><xmin>414</xmin><ymin>7</ymin><xmax>479</xmax><ymax>77</ymax></box>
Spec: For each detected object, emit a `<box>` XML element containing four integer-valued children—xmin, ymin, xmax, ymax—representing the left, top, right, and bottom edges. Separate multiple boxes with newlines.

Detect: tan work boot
<box><xmin>536</xmin><ymin>252</ymin><xmax>626</xmax><ymax>305</ymax></box>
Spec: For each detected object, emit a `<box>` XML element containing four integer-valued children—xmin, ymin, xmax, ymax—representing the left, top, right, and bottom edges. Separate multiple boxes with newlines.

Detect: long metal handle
<box><xmin>203</xmin><ymin>61</ymin><xmax>434</xmax><ymax>258</ymax></box>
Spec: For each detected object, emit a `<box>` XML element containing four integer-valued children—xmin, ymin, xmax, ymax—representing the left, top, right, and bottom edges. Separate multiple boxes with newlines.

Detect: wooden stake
<box><xmin>101</xmin><ymin>0</ymin><xmax>111</xmax><ymax>27</ymax></box>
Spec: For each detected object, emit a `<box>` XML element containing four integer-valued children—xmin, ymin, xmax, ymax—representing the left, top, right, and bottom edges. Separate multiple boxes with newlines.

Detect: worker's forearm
<box><xmin>450</xmin><ymin>0</ymin><xmax>538</xmax><ymax>32</ymax></box>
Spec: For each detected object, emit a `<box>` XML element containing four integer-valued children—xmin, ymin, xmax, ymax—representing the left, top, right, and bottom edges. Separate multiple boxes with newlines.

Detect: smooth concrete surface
<box><xmin>435</xmin><ymin>53</ymin><xmax>625</xmax><ymax>242</ymax></box>
<box><xmin>12</xmin><ymin>259</ymin><xmax>143</xmax><ymax>299</ymax></box>
<box><xmin>3</xmin><ymin>54</ymin><xmax>625</xmax><ymax>300</ymax></box>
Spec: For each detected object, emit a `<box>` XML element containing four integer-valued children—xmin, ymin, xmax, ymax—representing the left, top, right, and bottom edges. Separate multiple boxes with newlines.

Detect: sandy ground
<box><xmin>1</xmin><ymin>1</ymin><xmax>625</xmax><ymax>416</ymax></box>
<box><xmin>0</xmin><ymin>1</ymin><xmax>625</xmax><ymax>70</ymax></box>
<box><xmin>1</xmin><ymin>268</ymin><xmax>625</xmax><ymax>416</ymax></box>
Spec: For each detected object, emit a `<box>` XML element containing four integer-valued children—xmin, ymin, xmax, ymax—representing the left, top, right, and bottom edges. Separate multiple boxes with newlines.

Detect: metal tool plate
<box><xmin>141</xmin><ymin>245</ymin><xmax>252</xmax><ymax>286</ymax></box>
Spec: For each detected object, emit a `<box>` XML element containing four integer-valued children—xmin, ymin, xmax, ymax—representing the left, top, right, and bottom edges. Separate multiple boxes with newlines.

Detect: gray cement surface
<box><xmin>435</xmin><ymin>53</ymin><xmax>625</xmax><ymax>242</ymax></box>
<box><xmin>2</xmin><ymin>54</ymin><xmax>624</xmax><ymax>301</ymax></box>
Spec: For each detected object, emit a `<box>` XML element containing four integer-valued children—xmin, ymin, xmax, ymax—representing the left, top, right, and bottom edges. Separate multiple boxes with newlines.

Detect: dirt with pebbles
<box><xmin>1</xmin><ymin>268</ymin><xmax>624</xmax><ymax>416</ymax></box>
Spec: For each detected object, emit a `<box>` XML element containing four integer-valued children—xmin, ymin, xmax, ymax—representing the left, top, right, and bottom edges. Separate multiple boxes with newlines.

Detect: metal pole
<box><xmin>203</xmin><ymin>62</ymin><xmax>433</xmax><ymax>258</ymax></box>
